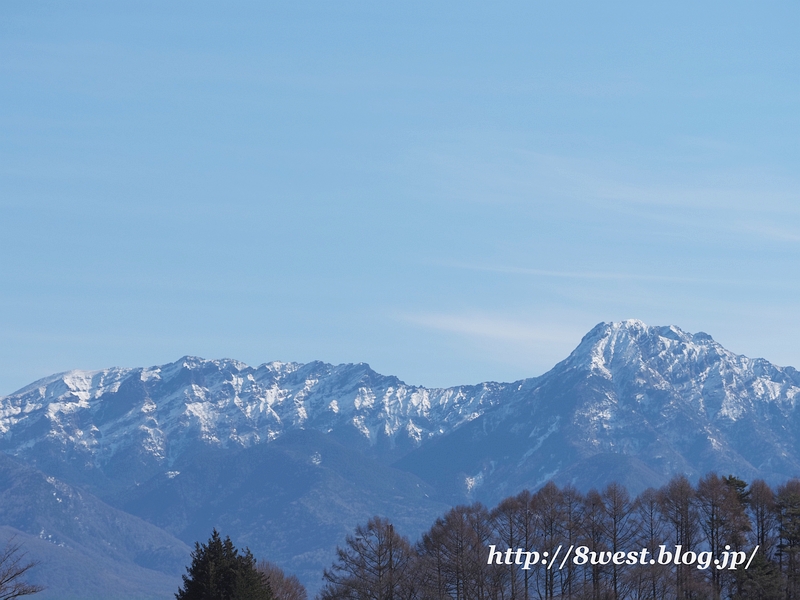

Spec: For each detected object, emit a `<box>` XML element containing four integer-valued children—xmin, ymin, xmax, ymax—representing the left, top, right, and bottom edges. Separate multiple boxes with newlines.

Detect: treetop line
<box><xmin>318</xmin><ymin>473</ymin><xmax>800</xmax><ymax>600</ymax></box>
<box><xmin>5</xmin><ymin>471</ymin><xmax>800</xmax><ymax>600</ymax></box>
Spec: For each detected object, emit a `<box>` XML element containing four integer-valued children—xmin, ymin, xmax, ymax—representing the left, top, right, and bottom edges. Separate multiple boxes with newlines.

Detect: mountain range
<box><xmin>2</xmin><ymin>320</ymin><xmax>800</xmax><ymax>598</ymax></box>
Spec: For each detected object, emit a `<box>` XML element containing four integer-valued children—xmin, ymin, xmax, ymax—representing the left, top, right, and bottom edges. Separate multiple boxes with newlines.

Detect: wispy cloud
<box><xmin>400</xmin><ymin>312</ymin><xmax>582</xmax><ymax>344</ymax></box>
<box><xmin>415</xmin><ymin>136</ymin><xmax>800</xmax><ymax>219</ymax></box>
<box><xmin>735</xmin><ymin>223</ymin><xmax>800</xmax><ymax>244</ymax></box>
<box><xmin>437</xmin><ymin>262</ymin><xmax>700</xmax><ymax>283</ymax></box>
<box><xmin>430</xmin><ymin>261</ymin><xmax>785</xmax><ymax>289</ymax></box>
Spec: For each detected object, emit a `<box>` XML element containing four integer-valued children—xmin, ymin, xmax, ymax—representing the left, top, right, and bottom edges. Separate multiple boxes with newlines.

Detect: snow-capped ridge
<box><xmin>0</xmin><ymin>355</ymin><xmax>509</xmax><ymax>468</ymax></box>
<box><xmin>4</xmin><ymin>320</ymin><xmax>800</xmax><ymax>490</ymax></box>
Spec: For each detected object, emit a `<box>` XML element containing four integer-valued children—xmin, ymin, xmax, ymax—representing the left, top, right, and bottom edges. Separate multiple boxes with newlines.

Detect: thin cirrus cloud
<box><xmin>418</xmin><ymin>141</ymin><xmax>799</xmax><ymax>215</ymax></box>
<box><xmin>439</xmin><ymin>262</ymin><xmax>701</xmax><ymax>282</ymax></box>
<box><xmin>421</xmin><ymin>146</ymin><xmax>800</xmax><ymax>253</ymax></box>
<box><xmin>401</xmin><ymin>311</ymin><xmax>580</xmax><ymax>344</ymax></box>
<box><xmin>432</xmin><ymin>262</ymin><xmax>768</xmax><ymax>288</ymax></box>
<box><xmin>398</xmin><ymin>311</ymin><xmax>591</xmax><ymax>378</ymax></box>
<box><xmin>736</xmin><ymin>222</ymin><xmax>800</xmax><ymax>244</ymax></box>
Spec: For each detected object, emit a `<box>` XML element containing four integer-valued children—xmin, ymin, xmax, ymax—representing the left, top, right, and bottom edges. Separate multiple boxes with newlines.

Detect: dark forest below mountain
<box><xmin>318</xmin><ymin>473</ymin><xmax>799</xmax><ymax>600</ymax></box>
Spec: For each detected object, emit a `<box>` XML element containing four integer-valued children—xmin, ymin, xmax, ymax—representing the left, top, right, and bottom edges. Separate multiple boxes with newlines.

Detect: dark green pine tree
<box><xmin>176</xmin><ymin>529</ymin><xmax>272</xmax><ymax>600</ymax></box>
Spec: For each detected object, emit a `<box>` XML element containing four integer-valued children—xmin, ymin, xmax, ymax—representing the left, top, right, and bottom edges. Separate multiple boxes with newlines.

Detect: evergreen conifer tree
<box><xmin>176</xmin><ymin>529</ymin><xmax>272</xmax><ymax>600</ymax></box>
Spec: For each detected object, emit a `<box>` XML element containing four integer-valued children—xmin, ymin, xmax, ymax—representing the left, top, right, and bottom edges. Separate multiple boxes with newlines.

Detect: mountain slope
<box><xmin>396</xmin><ymin>320</ymin><xmax>800</xmax><ymax>502</ymax></box>
<box><xmin>0</xmin><ymin>358</ymin><xmax>507</xmax><ymax>495</ymax></box>
<box><xmin>3</xmin><ymin>320</ymin><xmax>800</xmax><ymax>595</ymax></box>
<box><xmin>116</xmin><ymin>428</ymin><xmax>449</xmax><ymax>590</ymax></box>
<box><xmin>0</xmin><ymin>453</ymin><xmax>190</xmax><ymax>599</ymax></box>
<box><xmin>3</xmin><ymin>320</ymin><xmax>800</xmax><ymax>503</ymax></box>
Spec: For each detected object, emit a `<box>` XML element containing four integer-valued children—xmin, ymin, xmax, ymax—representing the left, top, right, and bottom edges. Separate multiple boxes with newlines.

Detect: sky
<box><xmin>1</xmin><ymin>1</ymin><xmax>799</xmax><ymax>394</ymax></box>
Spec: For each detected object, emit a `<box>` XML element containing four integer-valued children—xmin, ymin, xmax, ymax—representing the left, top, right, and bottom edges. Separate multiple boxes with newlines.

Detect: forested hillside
<box><xmin>319</xmin><ymin>474</ymin><xmax>800</xmax><ymax>600</ymax></box>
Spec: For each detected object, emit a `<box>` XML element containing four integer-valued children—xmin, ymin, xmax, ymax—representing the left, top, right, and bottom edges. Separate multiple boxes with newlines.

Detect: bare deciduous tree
<box><xmin>256</xmin><ymin>560</ymin><xmax>307</xmax><ymax>600</ymax></box>
<box><xmin>0</xmin><ymin>537</ymin><xmax>43</xmax><ymax>600</ymax></box>
<box><xmin>491</xmin><ymin>495</ymin><xmax>523</xmax><ymax>600</ymax></box>
<box><xmin>558</xmin><ymin>484</ymin><xmax>583</xmax><ymax>600</ymax></box>
<box><xmin>321</xmin><ymin>516</ymin><xmax>416</xmax><ymax>600</ymax></box>
<box><xmin>749</xmin><ymin>479</ymin><xmax>777</xmax><ymax>557</ymax></box>
<box><xmin>532</xmin><ymin>482</ymin><xmax>565</xmax><ymax>600</ymax></box>
<box><xmin>658</xmin><ymin>474</ymin><xmax>701</xmax><ymax>599</ymax></box>
<box><xmin>418</xmin><ymin>503</ymin><xmax>496</xmax><ymax>600</ymax></box>
<box><xmin>696</xmin><ymin>473</ymin><xmax>732</xmax><ymax>599</ymax></box>
<box><xmin>602</xmin><ymin>482</ymin><xmax>636</xmax><ymax>600</ymax></box>
<box><xmin>319</xmin><ymin>475</ymin><xmax>800</xmax><ymax>600</ymax></box>
<box><xmin>581</xmin><ymin>489</ymin><xmax>608</xmax><ymax>600</ymax></box>
<box><xmin>631</xmin><ymin>488</ymin><xmax>671</xmax><ymax>600</ymax></box>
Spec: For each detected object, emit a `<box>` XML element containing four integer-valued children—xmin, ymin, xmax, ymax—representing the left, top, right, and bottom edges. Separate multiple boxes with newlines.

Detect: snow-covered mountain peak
<box><xmin>0</xmin><ymin>355</ymin><xmax>509</xmax><ymax>470</ymax></box>
<box><xmin>554</xmin><ymin>320</ymin><xmax>800</xmax><ymax>433</ymax></box>
<box><xmin>568</xmin><ymin>320</ymin><xmax>723</xmax><ymax>375</ymax></box>
<box><xmin>4</xmin><ymin>321</ymin><xmax>800</xmax><ymax>493</ymax></box>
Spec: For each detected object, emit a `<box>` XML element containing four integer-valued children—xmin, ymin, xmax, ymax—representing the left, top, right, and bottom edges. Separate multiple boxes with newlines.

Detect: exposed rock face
<box><xmin>396</xmin><ymin>320</ymin><xmax>800</xmax><ymax>504</ymax></box>
<box><xmin>3</xmin><ymin>320</ymin><xmax>800</xmax><ymax>597</ymax></box>
<box><xmin>0</xmin><ymin>356</ymin><xmax>505</xmax><ymax>487</ymax></box>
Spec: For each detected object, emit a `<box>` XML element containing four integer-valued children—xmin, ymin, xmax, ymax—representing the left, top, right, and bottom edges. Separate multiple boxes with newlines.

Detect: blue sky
<box><xmin>1</xmin><ymin>1</ymin><xmax>799</xmax><ymax>394</ymax></box>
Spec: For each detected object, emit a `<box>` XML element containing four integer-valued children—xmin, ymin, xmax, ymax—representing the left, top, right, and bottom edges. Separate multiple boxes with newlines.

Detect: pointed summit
<box><xmin>564</xmin><ymin>320</ymin><xmax>728</xmax><ymax>382</ymax></box>
<box><xmin>397</xmin><ymin>320</ymin><xmax>800</xmax><ymax>500</ymax></box>
<box><xmin>3</xmin><ymin>322</ymin><xmax>800</xmax><ymax>503</ymax></box>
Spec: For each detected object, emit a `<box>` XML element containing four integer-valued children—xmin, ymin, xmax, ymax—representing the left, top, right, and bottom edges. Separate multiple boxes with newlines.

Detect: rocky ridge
<box><xmin>4</xmin><ymin>320</ymin><xmax>800</xmax><ymax>597</ymax></box>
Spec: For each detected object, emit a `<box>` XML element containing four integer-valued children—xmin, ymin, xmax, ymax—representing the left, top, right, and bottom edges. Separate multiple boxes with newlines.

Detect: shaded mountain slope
<box><xmin>396</xmin><ymin>320</ymin><xmax>800</xmax><ymax>503</ymax></box>
<box><xmin>116</xmin><ymin>428</ymin><xmax>449</xmax><ymax>590</ymax></box>
<box><xmin>3</xmin><ymin>320</ymin><xmax>800</xmax><ymax>594</ymax></box>
<box><xmin>0</xmin><ymin>453</ymin><xmax>190</xmax><ymax>599</ymax></box>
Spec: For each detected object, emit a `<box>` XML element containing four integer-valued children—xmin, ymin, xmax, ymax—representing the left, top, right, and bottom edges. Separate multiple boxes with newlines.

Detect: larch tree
<box><xmin>658</xmin><ymin>474</ymin><xmax>701</xmax><ymax>599</ymax></box>
<box><xmin>631</xmin><ymin>488</ymin><xmax>671</xmax><ymax>600</ymax></box>
<box><xmin>320</xmin><ymin>516</ymin><xmax>416</xmax><ymax>600</ymax></box>
<box><xmin>601</xmin><ymin>482</ymin><xmax>636</xmax><ymax>600</ymax></box>
<box><xmin>491</xmin><ymin>495</ymin><xmax>523</xmax><ymax>600</ymax></box>
<box><xmin>748</xmin><ymin>479</ymin><xmax>777</xmax><ymax>558</ymax></box>
<box><xmin>255</xmin><ymin>561</ymin><xmax>307</xmax><ymax>600</ymax></box>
